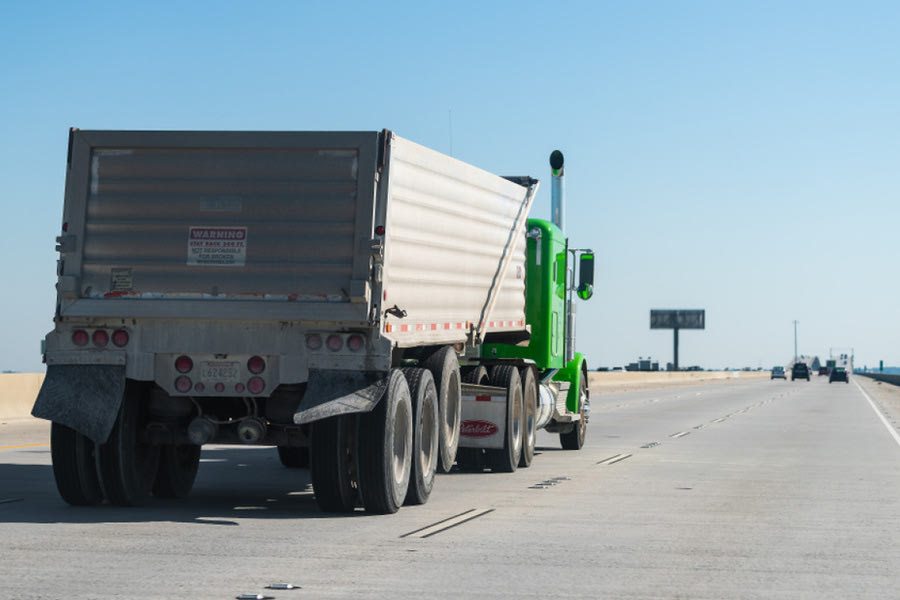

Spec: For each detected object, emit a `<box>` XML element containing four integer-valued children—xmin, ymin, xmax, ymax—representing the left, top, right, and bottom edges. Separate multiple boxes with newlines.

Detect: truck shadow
<box><xmin>0</xmin><ymin>447</ymin><xmax>362</xmax><ymax>525</ymax></box>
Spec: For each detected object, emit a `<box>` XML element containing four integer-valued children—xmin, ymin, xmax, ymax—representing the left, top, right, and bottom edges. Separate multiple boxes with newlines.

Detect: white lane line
<box><xmin>669</xmin><ymin>431</ymin><xmax>691</xmax><ymax>439</ymax></box>
<box><xmin>597</xmin><ymin>453</ymin><xmax>632</xmax><ymax>465</ymax></box>
<box><xmin>854</xmin><ymin>379</ymin><xmax>900</xmax><ymax>449</ymax></box>
<box><xmin>401</xmin><ymin>508</ymin><xmax>495</xmax><ymax>538</ymax></box>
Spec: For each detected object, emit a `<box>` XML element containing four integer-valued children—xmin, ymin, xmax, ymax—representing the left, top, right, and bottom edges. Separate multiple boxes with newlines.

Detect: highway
<box><xmin>2</xmin><ymin>376</ymin><xmax>899</xmax><ymax>599</ymax></box>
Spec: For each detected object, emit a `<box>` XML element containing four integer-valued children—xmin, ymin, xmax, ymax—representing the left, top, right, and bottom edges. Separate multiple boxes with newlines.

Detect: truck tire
<box><xmin>456</xmin><ymin>366</ymin><xmax>489</xmax><ymax>472</ymax></box>
<box><xmin>358</xmin><ymin>369</ymin><xmax>412</xmax><ymax>514</ymax></box>
<box><xmin>519</xmin><ymin>367</ymin><xmax>537</xmax><ymax>468</ymax></box>
<box><xmin>485</xmin><ymin>365</ymin><xmax>523</xmax><ymax>473</ymax></box>
<box><xmin>423</xmin><ymin>347</ymin><xmax>461</xmax><ymax>474</ymax></box>
<box><xmin>50</xmin><ymin>422</ymin><xmax>105</xmax><ymax>506</ymax></box>
<box><xmin>277</xmin><ymin>446</ymin><xmax>310</xmax><ymax>468</ymax></box>
<box><xmin>153</xmin><ymin>444</ymin><xmax>201</xmax><ymax>499</ymax></box>
<box><xmin>560</xmin><ymin>367</ymin><xmax>588</xmax><ymax>450</ymax></box>
<box><xmin>310</xmin><ymin>415</ymin><xmax>358</xmax><ymax>513</ymax></box>
<box><xmin>400</xmin><ymin>368</ymin><xmax>439</xmax><ymax>505</ymax></box>
<box><xmin>97</xmin><ymin>383</ymin><xmax>161</xmax><ymax>506</ymax></box>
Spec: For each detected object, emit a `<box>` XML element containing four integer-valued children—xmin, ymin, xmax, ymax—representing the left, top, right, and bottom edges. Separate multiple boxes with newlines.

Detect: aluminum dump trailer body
<box><xmin>40</xmin><ymin>129</ymin><xmax>534</xmax><ymax>426</ymax></box>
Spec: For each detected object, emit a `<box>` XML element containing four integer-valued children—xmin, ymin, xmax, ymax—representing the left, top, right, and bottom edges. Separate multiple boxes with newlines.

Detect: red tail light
<box><xmin>347</xmin><ymin>334</ymin><xmax>364</xmax><ymax>352</ymax></box>
<box><xmin>72</xmin><ymin>330</ymin><xmax>89</xmax><ymax>346</ymax></box>
<box><xmin>327</xmin><ymin>335</ymin><xmax>342</xmax><ymax>351</ymax></box>
<box><xmin>247</xmin><ymin>356</ymin><xmax>266</xmax><ymax>374</ymax></box>
<box><xmin>248</xmin><ymin>377</ymin><xmax>265</xmax><ymax>395</ymax></box>
<box><xmin>175</xmin><ymin>356</ymin><xmax>193</xmax><ymax>373</ymax></box>
<box><xmin>112</xmin><ymin>329</ymin><xmax>129</xmax><ymax>347</ymax></box>
<box><xmin>306</xmin><ymin>334</ymin><xmax>322</xmax><ymax>350</ymax></box>
<box><xmin>175</xmin><ymin>376</ymin><xmax>192</xmax><ymax>393</ymax></box>
<box><xmin>92</xmin><ymin>330</ymin><xmax>109</xmax><ymax>347</ymax></box>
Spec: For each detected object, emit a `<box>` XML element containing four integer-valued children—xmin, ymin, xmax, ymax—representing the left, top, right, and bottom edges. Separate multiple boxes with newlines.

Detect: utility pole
<box><xmin>793</xmin><ymin>320</ymin><xmax>798</xmax><ymax>362</ymax></box>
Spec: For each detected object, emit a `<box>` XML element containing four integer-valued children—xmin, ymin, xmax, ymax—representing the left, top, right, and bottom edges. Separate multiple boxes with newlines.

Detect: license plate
<box><xmin>200</xmin><ymin>361</ymin><xmax>241</xmax><ymax>382</ymax></box>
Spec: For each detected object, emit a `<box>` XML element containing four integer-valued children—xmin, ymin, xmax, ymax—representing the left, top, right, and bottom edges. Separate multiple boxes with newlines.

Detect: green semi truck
<box><xmin>34</xmin><ymin>129</ymin><xmax>593</xmax><ymax>514</ymax></box>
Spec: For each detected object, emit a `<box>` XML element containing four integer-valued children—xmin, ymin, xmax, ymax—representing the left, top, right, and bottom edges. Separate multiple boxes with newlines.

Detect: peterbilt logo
<box><xmin>460</xmin><ymin>420</ymin><xmax>498</xmax><ymax>438</ymax></box>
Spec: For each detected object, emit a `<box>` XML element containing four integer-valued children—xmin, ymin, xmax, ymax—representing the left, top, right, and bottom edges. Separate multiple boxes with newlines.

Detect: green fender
<box><xmin>552</xmin><ymin>353</ymin><xmax>589</xmax><ymax>414</ymax></box>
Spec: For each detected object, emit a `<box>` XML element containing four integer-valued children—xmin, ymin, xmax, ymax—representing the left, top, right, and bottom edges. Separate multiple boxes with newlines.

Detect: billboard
<box><xmin>650</xmin><ymin>309</ymin><xmax>705</xmax><ymax>330</ymax></box>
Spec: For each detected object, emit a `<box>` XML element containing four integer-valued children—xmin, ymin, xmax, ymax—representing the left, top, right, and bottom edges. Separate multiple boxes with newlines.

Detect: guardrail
<box><xmin>855</xmin><ymin>372</ymin><xmax>900</xmax><ymax>386</ymax></box>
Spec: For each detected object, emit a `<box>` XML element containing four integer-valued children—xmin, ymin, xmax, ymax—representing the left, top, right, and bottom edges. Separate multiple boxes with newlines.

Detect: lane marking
<box><xmin>0</xmin><ymin>498</ymin><xmax>24</xmax><ymax>505</ymax></box>
<box><xmin>597</xmin><ymin>453</ymin><xmax>632</xmax><ymax>465</ymax></box>
<box><xmin>0</xmin><ymin>443</ymin><xmax>49</xmax><ymax>451</ymax></box>
<box><xmin>854</xmin><ymin>380</ymin><xmax>900</xmax><ymax>449</ymax></box>
<box><xmin>401</xmin><ymin>508</ymin><xmax>495</xmax><ymax>539</ymax></box>
<box><xmin>669</xmin><ymin>431</ymin><xmax>691</xmax><ymax>439</ymax></box>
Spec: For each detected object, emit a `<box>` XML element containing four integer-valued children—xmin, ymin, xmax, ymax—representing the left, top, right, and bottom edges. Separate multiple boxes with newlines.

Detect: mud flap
<box><xmin>293</xmin><ymin>370</ymin><xmax>390</xmax><ymax>425</ymax></box>
<box><xmin>31</xmin><ymin>365</ymin><xmax>126</xmax><ymax>445</ymax></box>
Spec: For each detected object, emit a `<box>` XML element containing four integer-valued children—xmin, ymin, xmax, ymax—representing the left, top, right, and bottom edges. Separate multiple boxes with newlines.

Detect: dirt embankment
<box><xmin>588</xmin><ymin>370</ymin><xmax>770</xmax><ymax>394</ymax></box>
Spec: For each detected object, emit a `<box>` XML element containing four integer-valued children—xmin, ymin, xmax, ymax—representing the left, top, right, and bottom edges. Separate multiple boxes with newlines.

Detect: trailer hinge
<box><xmin>56</xmin><ymin>234</ymin><xmax>76</xmax><ymax>253</ymax></box>
<box><xmin>385</xmin><ymin>305</ymin><xmax>407</xmax><ymax>319</ymax></box>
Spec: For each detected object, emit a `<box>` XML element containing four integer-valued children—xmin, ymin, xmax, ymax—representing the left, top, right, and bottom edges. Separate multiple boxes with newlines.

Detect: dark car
<box><xmin>829</xmin><ymin>367</ymin><xmax>848</xmax><ymax>383</ymax></box>
<box><xmin>791</xmin><ymin>362</ymin><xmax>810</xmax><ymax>381</ymax></box>
<box><xmin>818</xmin><ymin>367</ymin><xmax>828</xmax><ymax>376</ymax></box>
<box><xmin>771</xmin><ymin>366</ymin><xmax>786</xmax><ymax>380</ymax></box>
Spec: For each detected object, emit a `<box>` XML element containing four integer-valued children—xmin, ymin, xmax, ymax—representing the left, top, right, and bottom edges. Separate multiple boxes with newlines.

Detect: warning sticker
<box><xmin>187</xmin><ymin>227</ymin><xmax>247</xmax><ymax>267</ymax></box>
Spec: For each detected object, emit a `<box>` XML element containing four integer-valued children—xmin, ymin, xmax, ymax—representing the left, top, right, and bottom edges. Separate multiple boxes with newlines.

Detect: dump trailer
<box><xmin>34</xmin><ymin>128</ymin><xmax>594</xmax><ymax>514</ymax></box>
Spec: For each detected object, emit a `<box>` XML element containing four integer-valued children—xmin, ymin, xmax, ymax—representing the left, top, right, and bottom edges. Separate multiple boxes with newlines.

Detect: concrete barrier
<box><xmin>855</xmin><ymin>372</ymin><xmax>900</xmax><ymax>386</ymax></box>
<box><xmin>0</xmin><ymin>373</ymin><xmax>44</xmax><ymax>421</ymax></box>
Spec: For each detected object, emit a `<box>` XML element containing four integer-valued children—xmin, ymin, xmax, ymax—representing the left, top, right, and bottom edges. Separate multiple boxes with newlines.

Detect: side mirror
<box><xmin>577</xmin><ymin>252</ymin><xmax>594</xmax><ymax>300</ymax></box>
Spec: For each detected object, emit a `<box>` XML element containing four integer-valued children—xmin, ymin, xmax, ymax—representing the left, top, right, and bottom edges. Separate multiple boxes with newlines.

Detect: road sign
<box><xmin>650</xmin><ymin>309</ymin><xmax>705</xmax><ymax>330</ymax></box>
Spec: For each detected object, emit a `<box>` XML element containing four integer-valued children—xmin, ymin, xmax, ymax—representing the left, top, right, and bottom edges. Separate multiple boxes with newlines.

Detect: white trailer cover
<box><xmin>381</xmin><ymin>135</ymin><xmax>533</xmax><ymax>347</ymax></box>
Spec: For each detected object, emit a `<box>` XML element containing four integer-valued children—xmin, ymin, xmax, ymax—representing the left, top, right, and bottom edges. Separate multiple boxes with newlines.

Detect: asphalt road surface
<box><xmin>1</xmin><ymin>376</ymin><xmax>899</xmax><ymax>599</ymax></box>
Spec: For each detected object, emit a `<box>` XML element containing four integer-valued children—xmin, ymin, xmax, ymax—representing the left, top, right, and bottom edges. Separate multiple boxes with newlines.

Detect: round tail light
<box><xmin>112</xmin><ymin>329</ymin><xmax>129</xmax><ymax>347</ymax></box>
<box><xmin>92</xmin><ymin>330</ymin><xmax>109</xmax><ymax>347</ymax></box>
<box><xmin>175</xmin><ymin>356</ymin><xmax>193</xmax><ymax>373</ymax></box>
<box><xmin>72</xmin><ymin>330</ymin><xmax>89</xmax><ymax>346</ymax></box>
<box><xmin>306</xmin><ymin>334</ymin><xmax>322</xmax><ymax>350</ymax></box>
<box><xmin>347</xmin><ymin>334</ymin><xmax>364</xmax><ymax>352</ymax></box>
<box><xmin>247</xmin><ymin>377</ymin><xmax>265</xmax><ymax>395</ymax></box>
<box><xmin>247</xmin><ymin>356</ymin><xmax>266</xmax><ymax>374</ymax></box>
<box><xmin>327</xmin><ymin>335</ymin><xmax>343</xmax><ymax>351</ymax></box>
<box><xmin>175</xmin><ymin>376</ymin><xmax>192</xmax><ymax>393</ymax></box>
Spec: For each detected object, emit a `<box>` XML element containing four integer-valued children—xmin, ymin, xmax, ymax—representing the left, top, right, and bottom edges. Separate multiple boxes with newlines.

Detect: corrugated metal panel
<box><xmin>80</xmin><ymin>146</ymin><xmax>363</xmax><ymax>302</ymax></box>
<box><xmin>383</xmin><ymin>136</ymin><xmax>530</xmax><ymax>345</ymax></box>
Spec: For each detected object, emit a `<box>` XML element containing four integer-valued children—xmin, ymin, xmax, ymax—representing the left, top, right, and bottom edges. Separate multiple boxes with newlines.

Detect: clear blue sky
<box><xmin>2</xmin><ymin>0</ymin><xmax>898</xmax><ymax>372</ymax></box>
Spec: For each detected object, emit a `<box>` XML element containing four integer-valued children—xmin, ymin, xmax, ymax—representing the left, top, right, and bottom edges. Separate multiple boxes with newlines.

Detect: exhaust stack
<box><xmin>550</xmin><ymin>150</ymin><xmax>565</xmax><ymax>233</ymax></box>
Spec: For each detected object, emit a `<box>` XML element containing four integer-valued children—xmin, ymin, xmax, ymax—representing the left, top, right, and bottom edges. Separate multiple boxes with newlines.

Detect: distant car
<box><xmin>771</xmin><ymin>366</ymin><xmax>786</xmax><ymax>380</ymax></box>
<box><xmin>818</xmin><ymin>367</ymin><xmax>828</xmax><ymax>376</ymax></box>
<box><xmin>791</xmin><ymin>363</ymin><xmax>810</xmax><ymax>381</ymax></box>
<box><xmin>829</xmin><ymin>367</ymin><xmax>848</xmax><ymax>383</ymax></box>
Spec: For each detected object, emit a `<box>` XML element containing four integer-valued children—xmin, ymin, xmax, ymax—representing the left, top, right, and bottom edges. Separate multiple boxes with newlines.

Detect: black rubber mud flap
<box><xmin>31</xmin><ymin>365</ymin><xmax>126</xmax><ymax>445</ymax></box>
<box><xmin>294</xmin><ymin>370</ymin><xmax>390</xmax><ymax>425</ymax></box>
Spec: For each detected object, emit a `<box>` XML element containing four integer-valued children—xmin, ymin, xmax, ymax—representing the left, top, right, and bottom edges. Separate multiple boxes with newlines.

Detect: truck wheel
<box><xmin>153</xmin><ymin>444</ymin><xmax>201</xmax><ymax>499</ymax></box>
<box><xmin>401</xmin><ymin>368</ymin><xmax>439</xmax><ymax>505</ymax></box>
<box><xmin>358</xmin><ymin>369</ymin><xmax>412</xmax><ymax>514</ymax></box>
<box><xmin>518</xmin><ymin>367</ymin><xmax>537</xmax><ymax>468</ymax></box>
<box><xmin>277</xmin><ymin>446</ymin><xmax>310</xmax><ymax>468</ymax></box>
<box><xmin>97</xmin><ymin>383</ymin><xmax>160</xmax><ymax>506</ymax></box>
<box><xmin>50</xmin><ymin>422</ymin><xmax>105</xmax><ymax>506</ymax></box>
<box><xmin>560</xmin><ymin>368</ymin><xmax>588</xmax><ymax>450</ymax></box>
<box><xmin>310</xmin><ymin>415</ymin><xmax>359</xmax><ymax>512</ymax></box>
<box><xmin>423</xmin><ymin>347</ymin><xmax>461</xmax><ymax>474</ymax></box>
<box><xmin>486</xmin><ymin>366</ymin><xmax>523</xmax><ymax>473</ymax></box>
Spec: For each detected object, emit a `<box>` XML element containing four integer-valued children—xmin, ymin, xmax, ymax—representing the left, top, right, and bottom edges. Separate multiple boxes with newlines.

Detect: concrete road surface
<box><xmin>1</xmin><ymin>377</ymin><xmax>898</xmax><ymax>599</ymax></box>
